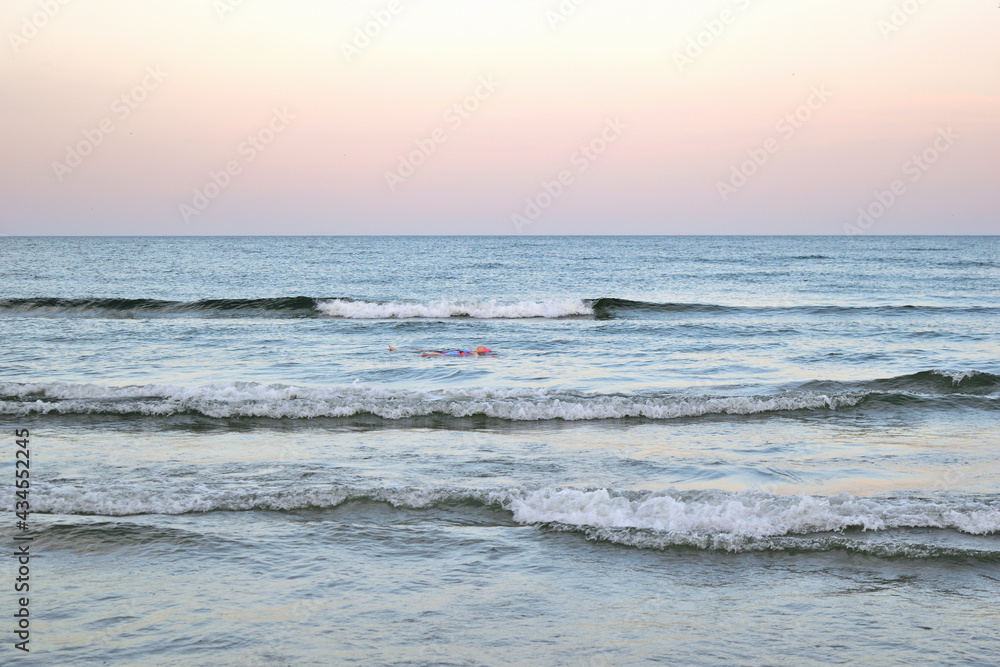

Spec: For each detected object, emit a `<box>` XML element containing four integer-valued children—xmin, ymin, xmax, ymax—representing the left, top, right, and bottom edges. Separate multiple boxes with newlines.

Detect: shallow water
<box><xmin>1</xmin><ymin>236</ymin><xmax>998</xmax><ymax>665</ymax></box>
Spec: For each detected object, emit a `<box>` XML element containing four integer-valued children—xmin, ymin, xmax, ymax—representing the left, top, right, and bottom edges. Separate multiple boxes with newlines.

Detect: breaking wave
<box><xmin>1</xmin><ymin>371</ymin><xmax>995</xmax><ymax>421</ymax></box>
<box><xmin>13</xmin><ymin>484</ymin><xmax>1000</xmax><ymax>557</ymax></box>
<box><xmin>0</xmin><ymin>297</ymin><xmax>592</xmax><ymax>319</ymax></box>
<box><xmin>2</xmin><ymin>296</ymin><xmax>995</xmax><ymax>319</ymax></box>
<box><xmin>0</xmin><ymin>381</ymin><xmax>866</xmax><ymax>421</ymax></box>
<box><xmin>810</xmin><ymin>369</ymin><xmax>1000</xmax><ymax>395</ymax></box>
<box><xmin>315</xmin><ymin>299</ymin><xmax>592</xmax><ymax>319</ymax></box>
<box><xmin>504</xmin><ymin>487</ymin><xmax>1000</xmax><ymax>543</ymax></box>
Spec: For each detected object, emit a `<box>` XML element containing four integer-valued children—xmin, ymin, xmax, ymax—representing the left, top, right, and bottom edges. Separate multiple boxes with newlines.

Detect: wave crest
<box><xmin>0</xmin><ymin>381</ymin><xmax>862</xmax><ymax>421</ymax></box>
<box><xmin>0</xmin><ymin>296</ymin><xmax>318</xmax><ymax>316</ymax></box>
<box><xmin>5</xmin><ymin>296</ymin><xmax>995</xmax><ymax>319</ymax></box>
<box><xmin>14</xmin><ymin>484</ymin><xmax>1000</xmax><ymax>557</ymax></box>
<box><xmin>316</xmin><ymin>299</ymin><xmax>592</xmax><ymax>319</ymax></box>
<box><xmin>503</xmin><ymin>488</ymin><xmax>1000</xmax><ymax>537</ymax></box>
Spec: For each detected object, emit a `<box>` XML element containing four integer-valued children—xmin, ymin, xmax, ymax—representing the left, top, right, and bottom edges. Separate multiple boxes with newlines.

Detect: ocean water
<box><xmin>1</xmin><ymin>235</ymin><xmax>998</xmax><ymax>666</ymax></box>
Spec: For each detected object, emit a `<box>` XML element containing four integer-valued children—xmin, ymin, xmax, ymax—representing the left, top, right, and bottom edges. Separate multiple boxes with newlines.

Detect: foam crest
<box><xmin>315</xmin><ymin>299</ymin><xmax>592</xmax><ymax>319</ymax></box>
<box><xmin>0</xmin><ymin>381</ymin><xmax>860</xmax><ymax>421</ymax></box>
<box><xmin>24</xmin><ymin>483</ymin><xmax>455</xmax><ymax>516</ymax></box>
<box><xmin>16</xmin><ymin>484</ymin><xmax>1000</xmax><ymax>549</ymax></box>
<box><xmin>500</xmin><ymin>488</ymin><xmax>1000</xmax><ymax>537</ymax></box>
<box><xmin>931</xmin><ymin>369</ymin><xmax>991</xmax><ymax>385</ymax></box>
<box><xmin>3</xmin><ymin>296</ymin><xmax>996</xmax><ymax>321</ymax></box>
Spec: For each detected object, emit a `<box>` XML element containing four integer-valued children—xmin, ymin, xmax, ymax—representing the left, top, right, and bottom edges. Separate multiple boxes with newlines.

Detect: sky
<box><xmin>1</xmin><ymin>0</ymin><xmax>997</xmax><ymax>235</ymax></box>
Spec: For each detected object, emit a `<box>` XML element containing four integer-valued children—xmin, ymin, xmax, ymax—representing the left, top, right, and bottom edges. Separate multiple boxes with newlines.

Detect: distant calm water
<box><xmin>1</xmin><ymin>236</ymin><xmax>998</xmax><ymax>665</ymax></box>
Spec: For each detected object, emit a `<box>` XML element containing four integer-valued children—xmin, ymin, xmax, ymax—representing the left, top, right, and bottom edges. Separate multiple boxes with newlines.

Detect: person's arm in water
<box><xmin>391</xmin><ymin>345</ymin><xmax>439</xmax><ymax>355</ymax></box>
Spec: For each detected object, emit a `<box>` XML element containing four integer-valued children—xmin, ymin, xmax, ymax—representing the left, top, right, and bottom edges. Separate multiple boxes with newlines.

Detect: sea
<box><xmin>1</xmin><ymin>235</ymin><xmax>998</xmax><ymax>666</ymax></box>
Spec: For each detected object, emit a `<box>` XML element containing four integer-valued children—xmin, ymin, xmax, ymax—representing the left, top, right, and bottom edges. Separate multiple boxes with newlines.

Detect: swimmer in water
<box><xmin>389</xmin><ymin>345</ymin><xmax>493</xmax><ymax>357</ymax></box>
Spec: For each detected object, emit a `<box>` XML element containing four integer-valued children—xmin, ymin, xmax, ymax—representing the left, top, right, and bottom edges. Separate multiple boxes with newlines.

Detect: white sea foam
<box><xmin>23</xmin><ymin>483</ymin><xmax>454</xmax><ymax>517</ymax></box>
<box><xmin>931</xmin><ymin>369</ymin><xmax>987</xmax><ymax>384</ymax></box>
<box><xmin>315</xmin><ymin>299</ymin><xmax>593</xmax><ymax>319</ymax></box>
<box><xmin>496</xmin><ymin>488</ymin><xmax>1000</xmax><ymax>538</ymax></box>
<box><xmin>0</xmin><ymin>381</ymin><xmax>861</xmax><ymax>420</ymax></box>
<box><xmin>15</xmin><ymin>484</ymin><xmax>1000</xmax><ymax>545</ymax></box>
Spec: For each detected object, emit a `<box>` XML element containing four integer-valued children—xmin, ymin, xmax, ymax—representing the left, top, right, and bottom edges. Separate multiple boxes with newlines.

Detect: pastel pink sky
<box><xmin>1</xmin><ymin>0</ymin><xmax>997</xmax><ymax>235</ymax></box>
